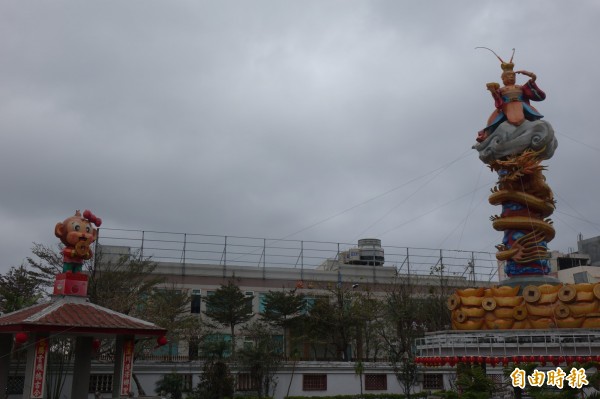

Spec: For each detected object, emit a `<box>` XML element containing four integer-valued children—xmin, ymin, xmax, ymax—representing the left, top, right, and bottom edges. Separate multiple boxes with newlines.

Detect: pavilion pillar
<box><xmin>112</xmin><ymin>334</ymin><xmax>135</xmax><ymax>398</ymax></box>
<box><xmin>71</xmin><ymin>336</ymin><xmax>93</xmax><ymax>398</ymax></box>
<box><xmin>22</xmin><ymin>334</ymin><xmax>49</xmax><ymax>399</ymax></box>
<box><xmin>0</xmin><ymin>334</ymin><xmax>13</xmax><ymax>398</ymax></box>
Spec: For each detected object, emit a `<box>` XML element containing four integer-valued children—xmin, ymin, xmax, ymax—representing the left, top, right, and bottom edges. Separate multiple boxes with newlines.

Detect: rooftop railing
<box><xmin>95</xmin><ymin>228</ymin><xmax>500</xmax><ymax>282</ymax></box>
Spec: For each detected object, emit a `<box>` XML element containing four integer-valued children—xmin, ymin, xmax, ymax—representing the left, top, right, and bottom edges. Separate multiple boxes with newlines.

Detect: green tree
<box><xmin>353</xmin><ymin>290</ymin><xmax>385</xmax><ymax>361</ymax></box>
<box><xmin>261</xmin><ymin>289</ymin><xmax>305</xmax><ymax>356</ymax></box>
<box><xmin>189</xmin><ymin>359</ymin><xmax>234</xmax><ymax>399</ymax></box>
<box><xmin>380</xmin><ymin>275</ymin><xmax>426</xmax><ymax>399</ymax></box>
<box><xmin>155</xmin><ymin>372</ymin><xmax>185</xmax><ymax>399</ymax></box>
<box><xmin>303</xmin><ymin>285</ymin><xmax>362</xmax><ymax>361</ymax></box>
<box><xmin>354</xmin><ymin>360</ymin><xmax>364</xmax><ymax>397</ymax></box>
<box><xmin>0</xmin><ymin>264</ymin><xmax>45</xmax><ymax>313</ymax></box>
<box><xmin>204</xmin><ymin>280</ymin><xmax>253</xmax><ymax>359</ymax></box>
<box><xmin>26</xmin><ymin>243</ymin><xmax>64</xmax><ymax>288</ymax></box>
<box><xmin>238</xmin><ymin>320</ymin><xmax>283</xmax><ymax>398</ymax></box>
<box><xmin>88</xmin><ymin>247</ymin><xmax>165</xmax><ymax>316</ymax></box>
<box><xmin>457</xmin><ymin>364</ymin><xmax>496</xmax><ymax>399</ymax></box>
<box><xmin>45</xmin><ymin>337</ymin><xmax>74</xmax><ymax>399</ymax></box>
<box><xmin>143</xmin><ymin>286</ymin><xmax>203</xmax><ymax>361</ymax></box>
<box><xmin>426</xmin><ymin>263</ymin><xmax>453</xmax><ymax>331</ymax></box>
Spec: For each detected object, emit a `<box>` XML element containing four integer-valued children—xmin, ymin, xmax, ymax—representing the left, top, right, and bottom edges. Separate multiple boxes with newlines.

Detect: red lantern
<box><xmin>558</xmin><ymin>356</ymin><xmax>565</xmax><ymax>364</ymax></box>
<box><xmin>92</xmin><ymin>339</ymin><xmax>101</xmax><ymax>351</ymax></box>
<box><xmin>566</xmin><ymin>356</ymin><xmax>574</xmax><ymax>365</ymax></box>
<box><xmin>14</xmin><ymin>332</ymin><xmax>28</xmax><ymax>344</ymax></box>
<box><xmin>528</xmin><ymin>355</ymin><xmax>536</xmax><ymax>363</ymax></box>
<box><xmin>157</xmin><ymin>336</ymin><xmax>168</xmax><ymax>347</ymax></box>
<box><xmin>512</xmin><ymin>355</ymin><xmax>519</xmax><ymax>364</ymax></box>
<box><xmin>576</xmin><ymin>356</ymin><xmax>583</xmax><ymax>364</ymax></box>
<box><xmin>539</xmin><ymin>356</ymin><xmax>546</xmax><ymax>366</ymax></box>
<box><xmin>586</xmin><ymin>356</ymin><xmax>593</xmax><ymax>363</ymax></box>
<box><xmin>477</xmin><ymin>356</ymin><xmax>484</xmax><ymax>364</ymax></box>
<box><xmin>449</xmin><ymin>356</ymin><xmax>457</xmax><ymax>367</ymax></box>
<box><xmin>469</xmin><ymin>355</ymin><xmax>476</xmax><ymax>364</ymax></box>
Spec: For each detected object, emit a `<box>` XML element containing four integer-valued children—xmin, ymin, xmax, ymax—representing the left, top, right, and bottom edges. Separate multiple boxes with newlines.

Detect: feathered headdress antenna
<box><xmin>476</xmin><ymin>47</ymin><xmax>515</xmax><ymax>72</ymax></box>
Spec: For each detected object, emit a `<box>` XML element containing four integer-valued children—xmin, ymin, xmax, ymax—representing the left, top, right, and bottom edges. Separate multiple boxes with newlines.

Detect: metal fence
<box><xmin>95</xmin><ymin>228</ymin><xmax>499</xmax><ymax>282</ymax></box>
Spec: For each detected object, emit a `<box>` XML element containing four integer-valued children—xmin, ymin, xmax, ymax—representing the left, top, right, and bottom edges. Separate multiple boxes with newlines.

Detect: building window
<box><xmin>243</xmin><ymin>336</ymin><xmax>254</xmax><ymax>349</ymax></box>
<box><xmin>259</xmin><ymin>292</ymin><xmax>267</xmax><ymax>313</ymax></box>
<box><xmin>574</xmin><ymin>271</ymin><xmax>590</xmax><ymax>283</ymax></box>
<box><xmin>182</xmin><ymin>374</ymin><xmax>193</xmax><ymax>392</ymax></box>
<box><xmin>303</xmin><ymin>374</ymin><xmax>327</xmax><ymax>391</ymax></box>
<box><xmin>303</xmin><ymin>297</ymin><xmax>315</xmax><ymax>314</ymax></box>
<box><xmin>303</xmin><ymin>295</ymin><xmax>328</xmax><ymax>313</ymax></box>
<box><xmin>153</xmin><ymin>341</ymin><xmax>179</xmax><ymax>357</ymax></box>
<box><xmin>272</xmin><ymin>334</ymin><xmax>284</xmax><ymax>354</ymax></box>
<box><xmin>7</xmin><ymin>376</ymin><xmax>24</xmax><ymax>395</ymax></box>
<box><xmin>89</xmin><ymin>374</ymin><xmax>113</xmax><ymax>393</ymax></box>
<box><xmin>191</xmin><ymin>289</ymin><xmax>201</xmax><ymax>314</ymax></box>
<box><xmin>490</xmin><ymin>373</ymin><xmax>506</xmax><ymax>388</ymax></box>
<box><xmin>365</xmin><ymin>374</ymin><xmax>387</xmax><ymax>390</ymax></box>
<box><xmin>237</xmin><ymin>373</ymin><xmax>259</xmax><ymax>391</ymax></box>
<box><xmin>204</xmin><ymin>334</ymin><xmax>232</xmax><ymax>358</ymax></box>
<box><xmin>189</xmin><ymin>336</ymin><xmax>200</xmax><ymax>360</ymax></box>
<box><xmin>245</xmin><ymin>291</ymin><xmax>254</xmax><ymax>312</ymax></box>
<box><xmin>423</xmin><ymin>373</ymin><xmax>444</xmax><ymax>390</ymax></box>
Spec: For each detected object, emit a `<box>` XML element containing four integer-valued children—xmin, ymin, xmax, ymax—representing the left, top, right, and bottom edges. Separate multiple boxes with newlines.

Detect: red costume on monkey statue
<box><xmin>55</xmin><ymin>210</ymin><xmax>102</xmax><ymax>273</ymax></box>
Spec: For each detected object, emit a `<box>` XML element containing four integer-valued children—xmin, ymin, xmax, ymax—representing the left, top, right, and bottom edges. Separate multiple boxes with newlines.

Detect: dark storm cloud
<box><xmin>1</xmin><ymin>0</ymin><xmax>599</xmax><ymax>273</ymax></box>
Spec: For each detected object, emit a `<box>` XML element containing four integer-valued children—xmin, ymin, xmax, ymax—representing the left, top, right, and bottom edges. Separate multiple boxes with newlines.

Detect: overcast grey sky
<box><xmin>1</xmin><ymin>1</ymin><xmax>599</xmax><ymax>274</ymax></box>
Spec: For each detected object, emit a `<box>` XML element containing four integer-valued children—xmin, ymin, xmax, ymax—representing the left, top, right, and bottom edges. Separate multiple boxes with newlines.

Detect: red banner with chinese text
<box><xmin>120</xmin><ymin>339</ymin><xmax>135</xmax><ymax>396</ymax></box>
<box><xmin>30</xmin><ymin>338</ymin><xmax>49</xmax><ymax>398</ymax></box>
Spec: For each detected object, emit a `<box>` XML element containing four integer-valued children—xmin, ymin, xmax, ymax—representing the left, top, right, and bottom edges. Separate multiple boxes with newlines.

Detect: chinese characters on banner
<box><xmin>120</xmin><ymin>339</ymin><xmax>135</xmax><ymax>396</ymax></box>
<box><xmin>30</xmin><ymin>338</ymin><xmax>49</xmax><ymax>398</ymax></box>
<box><xmin>511</xmin><ymin>367</ymin><xmax>588</xmax><ymax>389</ymax></box>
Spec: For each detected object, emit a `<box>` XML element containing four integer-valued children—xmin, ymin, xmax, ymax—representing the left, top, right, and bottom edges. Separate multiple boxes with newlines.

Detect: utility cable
<box><xmin>352</xmin><ymin>157</ymin><xmax>453</xmax><ymax>241</ymax></box>
<box><xmin>455</xmin><ymin>167</ymin><xmax>484</xmax><ymax>250</ymax></box>
<box><xmin>282</xmin><ymin>149</ymin><xmax>474</xmax><ymax>241</ymax></box>
<box><xmin>555</xmin><ymin>132</ymin><xmax>600</xmax><ymax>153</ymax></box>
<box><xmin>376</xmin><ymin>179</ymin><xmax>495</xmax><ymax>237</ymax></box>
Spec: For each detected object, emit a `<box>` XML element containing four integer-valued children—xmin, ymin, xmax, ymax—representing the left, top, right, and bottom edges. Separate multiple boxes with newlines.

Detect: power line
<box><xmin>376</xmin><ymin>179</ymin><xmax>495</xmax><ymax>237</ymax></box>
<box><xmin>281</xmin><ymin>149</ymin><xmax>475</xmax><ymax>241</ymax></box>
<box><xmin>556</xmin><ymin>132</ymin><xmax>600</xmax><ymax>153</ymax></box>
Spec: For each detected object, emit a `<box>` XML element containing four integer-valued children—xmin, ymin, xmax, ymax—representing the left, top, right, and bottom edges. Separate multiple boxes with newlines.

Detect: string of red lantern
<box><xmin>413</xmin><ymin>354</ymin><xmax>600</xmax><ymax>367</ymax></box>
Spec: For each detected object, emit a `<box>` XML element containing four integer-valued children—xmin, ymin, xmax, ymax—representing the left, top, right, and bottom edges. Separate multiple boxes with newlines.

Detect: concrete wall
<box><xmin>7</xmin><ymin>361</ymin><xmax>426</xmax><ymax>399</ymax></box>
<box><xmin>578</xmin><ymin>236</ymin><xmax>600</xmax><ymax>265</ymax></box>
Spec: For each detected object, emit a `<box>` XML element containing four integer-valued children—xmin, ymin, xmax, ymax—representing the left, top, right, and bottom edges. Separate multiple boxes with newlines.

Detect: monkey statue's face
<box><xmin>55</xmin><ymin>211</ymin><xmax>98</xmax><ymax>251</ymax></box>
